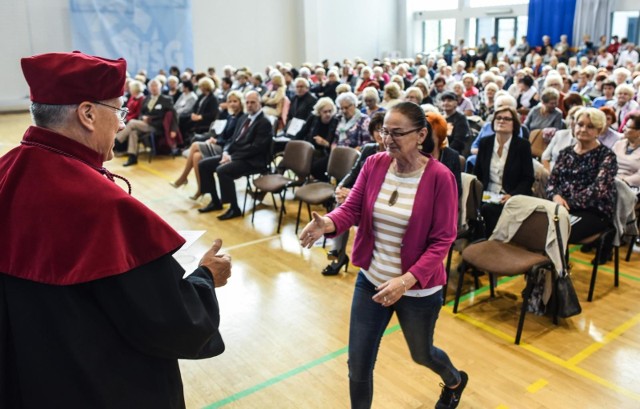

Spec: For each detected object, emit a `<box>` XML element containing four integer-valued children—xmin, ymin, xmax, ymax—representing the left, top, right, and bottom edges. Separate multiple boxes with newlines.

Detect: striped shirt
<box><xmin>363</xmin><ymin>164</ymin><xmax>442</xmax><ymax>297</ymax></box>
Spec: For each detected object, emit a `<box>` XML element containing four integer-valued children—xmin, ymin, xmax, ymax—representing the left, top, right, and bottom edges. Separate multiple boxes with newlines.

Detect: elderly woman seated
<box><xmin>524</xmin><ymin>88</ymin><xmax>564</xmax><ymax>131</ymax></box>
<box><xmin>360</xmin><ymin>86</ymin><xmax>385</xmax><ymax>116</ymax></box>
<box><xmin>334</xmin><ymin>92</ymin><xmax>371</xmax><ymax>149</ymax></box>
<box><xmin>404</xmin><ymin>87</ymin><xmax>424</xmax><ymax>105</ymax></box>
<box><xmin>611</xmin><ymin>110</ymin><xmax>640</xmax><ymax>190</ymax></box>
<box><xmin>474</xmin><ymin>105</ymin><xmax>534</xmax><ymax>236</ymax></box>
<box><xmin>547</xmin><ymin>107</ymin><xmax>618</xmax><ymax>264</ymax></box>
<box><xmin>597</xmin><ymin>106</ymin><xmax>622</xmax><ymax>149</ymax></box>
<box><xmin>451</xmin><ymin>82</ymin><xmax>475</xmax><ymax>116</ymax></box>
<box><xmin>262</xmin><ymin>73</ymin><xmax>286</xmax><ymax>119</ymax></box>
<box><xmin>541</xmin><ymin>105</ymin><xmax>580</xmax><ymax>171</ymax></box>
<box><xmin>380</xmin><ymin>82</ymin><xmax>402</xmax><ymax>109</ymax></box>
<box><xmin>606</xmin><ymin>84</ymin><xmax>639</xmax><ymax>132</ymax></box>
<box><xmin>296</xmin><ymin>97</ymin><xmax>339</xmax><ymax>181</ymax></box>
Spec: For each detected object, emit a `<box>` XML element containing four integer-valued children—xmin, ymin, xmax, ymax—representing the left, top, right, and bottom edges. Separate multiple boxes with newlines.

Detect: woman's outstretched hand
<box><xmin>299</xmin><ymin>212</ymin><xmax>332</xmax><ymax>248</ymax></box>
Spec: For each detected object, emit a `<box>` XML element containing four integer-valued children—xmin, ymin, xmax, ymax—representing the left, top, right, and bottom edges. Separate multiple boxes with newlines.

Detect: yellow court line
<box><xmin>526</xmin><ymin>378</ymin><xmax>548</xmax><ymax>393</ymax></box>
<box><xmin>446</xmin><ymin>309</ymin><xmax>640</xmax><ymax>402</ymax></box>
<box><xmin>566</xmin><ymin>312</ymin><xmax>640</xmax><ymax>366</ymax></box>
<box><xmin>136</xmin><ymin>162</ymin><xmax>174</xmax><ymax>181</ymax></box>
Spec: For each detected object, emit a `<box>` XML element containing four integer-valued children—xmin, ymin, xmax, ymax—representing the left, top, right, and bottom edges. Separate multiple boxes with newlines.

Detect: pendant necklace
<box><xmin>388</xmin><ymin>162</ymin><xmax>401</xmax><ymax>206</ymax></box>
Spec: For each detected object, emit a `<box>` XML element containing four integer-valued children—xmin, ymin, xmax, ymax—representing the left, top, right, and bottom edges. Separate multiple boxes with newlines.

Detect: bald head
<box><xmin>245</xmin><ymin>91</ymin><xmax>261</xmax><ymax>115</ymax></box>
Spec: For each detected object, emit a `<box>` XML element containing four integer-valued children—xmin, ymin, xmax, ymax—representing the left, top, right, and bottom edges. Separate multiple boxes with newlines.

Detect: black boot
<box><xmin>123</xmin><ymin>154</ymin><xmax>138</xmax><ymax>167</ymax></box>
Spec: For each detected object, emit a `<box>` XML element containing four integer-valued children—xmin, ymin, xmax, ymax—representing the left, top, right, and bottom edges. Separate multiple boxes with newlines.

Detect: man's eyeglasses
<box><xmin>494</xmin><ymin>116</ymin><xmax>514</xmax><ymax>122</ymax></box>
<box><xmin>93</xmin><ymin>101</ymin><xmax>129</xmax><ymax>122</ymax></box>
<box><xmin>379</xmin><ymin>127</ymin><xmax>422</xmax><ymax>138</ymax></box>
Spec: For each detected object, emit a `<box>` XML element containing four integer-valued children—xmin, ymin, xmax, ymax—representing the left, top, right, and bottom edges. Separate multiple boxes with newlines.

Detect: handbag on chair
<box><xmin>552</xmin><ymin>204</ymin><xmax>582</xmax><ymax>318</ymax></box>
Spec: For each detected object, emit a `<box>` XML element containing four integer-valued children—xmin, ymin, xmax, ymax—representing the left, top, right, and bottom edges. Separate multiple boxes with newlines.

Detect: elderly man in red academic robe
<box><xmin>0</xmin><ymin>51</ymin><xmax>231</xmax><ymax>409</ymax></box>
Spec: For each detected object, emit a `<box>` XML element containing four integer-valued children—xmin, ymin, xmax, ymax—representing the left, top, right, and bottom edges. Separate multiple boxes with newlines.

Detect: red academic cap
<box><xmin>21</xmin><ymin>51</ymin><xmax>127</xmax><ymax>104</ymax></box>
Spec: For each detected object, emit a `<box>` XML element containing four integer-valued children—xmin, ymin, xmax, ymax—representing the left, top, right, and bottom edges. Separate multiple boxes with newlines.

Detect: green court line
<box><xmin>203</xmin><ymin>325</ymin><xmax>402</xmax><ymax>408</ymax></box>
<box><xmin>569</xmin><ymin>257</ymin><xmax>640</xmax><ymax>282</ymax></box>
<box><xmin>202</xmin><ymin>246</ymin><xmax>587</xmax><ymax>408</ymax></box>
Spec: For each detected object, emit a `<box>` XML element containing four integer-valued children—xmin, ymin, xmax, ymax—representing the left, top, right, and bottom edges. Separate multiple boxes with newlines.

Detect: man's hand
<box><xmin>199</xmin><ymin>239</ymin><xmax>232</xmax><ymax>287</ymax></box>
<box><xmin>170</xmin><ymin>131</ymin><xmax>177</xmax><ymax>139</ymax></box>
<box><xmin>220</xmin><ymin>152</ymin><xmax>232</xmax><ymax>164</ymax></box>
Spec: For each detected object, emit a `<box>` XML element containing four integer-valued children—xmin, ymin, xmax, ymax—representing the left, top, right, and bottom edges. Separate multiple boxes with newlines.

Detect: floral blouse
<box><xmin>546</xmin><ymin>144</ymin><xmax>618</xmax><ymax>218</ymax></box>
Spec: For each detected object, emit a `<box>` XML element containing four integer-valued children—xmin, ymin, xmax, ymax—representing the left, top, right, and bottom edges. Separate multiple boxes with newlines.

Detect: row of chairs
<box><xmin>444</xmin><ymin>173</ymin><xmax>638</xmax><ymax>345</ymax></box>
<box><xmin>243</xmin><ymin>141</ymin><xmax>360</xmax><ymax>234</ymax></box>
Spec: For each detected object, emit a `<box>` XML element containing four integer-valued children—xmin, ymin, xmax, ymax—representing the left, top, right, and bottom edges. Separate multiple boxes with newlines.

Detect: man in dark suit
<box><xmin>284</xmin><ymin>78</ymin><xmax>317</xmax><ymax>138</ymax></box>
<box><xmin>197</xmin><ymin>91</ymin><xmax>273</xmax><ymax>219</ymax></box>
<box><xmin>442</xmin><ymin>91</ymin><xmax>471</xmax><ymax>157</ymax></box>
<box><xmin>474</xmin><ymin>106</ymin><xmax>534</xmax><ymax>236</ymax></box>
<box><xmin>115</xmin><ymin>78</ymin><xmax>176</xmax><ymax>166</ymax></box>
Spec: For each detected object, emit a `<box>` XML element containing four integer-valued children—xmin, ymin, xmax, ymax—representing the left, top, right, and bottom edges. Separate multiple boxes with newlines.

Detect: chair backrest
<box><xmin>528</xmin><ymin>129</ymin><xmax>548</xmax><ymax>159</ymax></box>
<box><xmin>510</xmin><ymin>211</ymin><xmax>549</xmax><ymax>253</ymax></box>
<box><xmin>466</xmin><ymin>177</ymin><xmax>483</xmax><ymax>222</ymax></box>
<box><xmin>458</xmin><ymin>155</ymin><xmax>466</xmax><ymax>173</ymax></box>
<box><xmin>280</xmin><ymin>140</ymin><xmax>315</xmax><ymax>178</ymax></box>
<box><xmin>327</xmin><ymin>147</ymin><xmax>360</xmax><ymax>182</ymax></box>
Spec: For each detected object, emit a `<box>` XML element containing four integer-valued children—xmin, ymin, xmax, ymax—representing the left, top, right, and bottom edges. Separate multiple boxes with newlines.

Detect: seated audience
<box><xmin>425</xmin><ymin>111</ymin><xmax>462</xmax><ymax>196</ymax></box>
<box><xmin>474</xmin><ymin>106</ymin><xmax>534</xmax><ymax>236</ymax></box>
<box><xmin>547</xmin><ymin>108</ymin><xmax>618</xmax><ymax>264</ymax></box>
<box><xmin>175</xmin><ymin>81</ymin><xmax>198</xmax><ymax>120</ymax></box>
<box><xmin>360</xmin><ymin>86</ymin><xmax>385</xmax><ymax>116</ymax></box>
<box><xmin>607</xmin><ymin>84</ymin><xmax>639</xmax><ymax>132</ymax></box>
<box><xmin>611</xmin><ymin>111</ymin><xmax>640</xmax><ymax>188</ymax></box>
<box><xmin>524</xmin><ymin>88</ymin><xmax>564</xmax><ymax>131</ymax></box>
<box><xmin>452</xmin><ymin>82</ymin><xmax>474</xmax><ymax>116</ymax></box>
<box><xmin>404</xmin><ymin>87</ymin><xmax>424</xmax><ymax>105</ymax></box>
<box><xmin>197</xmin><ymin>91</ymin><xmax>273</xmax><ymax>219</ymax></box>
<box><xmin>296</xmin><ymin>97</ymin><xmax>339</xmax><ymax>181</ymax></box>
<box><xmin>334</xmin><ymin>92</ymin><xmax>371</xmax><ymax>149</ymax></box>
<box><xmin>171</xmin><ymin>91</ymin><xmax>245</xmax><ymax>199</ymax></box>
<box><xmin>179</xmin><ymin>77</ymin><xmax>219</xmax><ymax>143</ymax></box>
<box><xmin>441</xmin><ymin>91</ymin><xmax>470</xmax><ymax>156</ymax></box>
<box><xmin>116</xmin><ymin>78</ymin><xmax>177</xmax><ymax>166</ymax></box>
<box><xmin>262</xmin><ymin>73</ymin><xmax>286</xmax><ymax>119</ymax></box>
<box><xmin>380</xmin><ymin>82</ymin><xmax>402</xmax><ymax>109</ymax></box>
<box><xmin>541</xmin><ymin>105</ymin><xmax>580</xmax><ymax>171</ymax></box>
<box><xmin>164</xmin><ymin>75</ymin><xmax>182</xmax><ymax>103</ymax></box>
<box><xmin>285</xmin><ymin>78</ymin><xmax>318</xmax><ymax>137</ymax></box>
<box><xmin>598</xmin><ymin>106</ymin><xmax>622</xmax><ymax>149</ymax></box>
<box><xmin>125</xmin><ymin>80</ymin><xmax>145</xmax><ymax>123</ymax></box>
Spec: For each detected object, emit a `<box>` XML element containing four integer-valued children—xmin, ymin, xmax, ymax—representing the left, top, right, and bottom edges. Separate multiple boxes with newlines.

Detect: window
<box><xmin>422</xmin><ymin>19</ymin><xmax>456</xmax><ymax>54</ymax></box>
<box><xmin>611</xmin><ymin>11</ymin><xmax>640</xmax><ymax>45</ymax></box>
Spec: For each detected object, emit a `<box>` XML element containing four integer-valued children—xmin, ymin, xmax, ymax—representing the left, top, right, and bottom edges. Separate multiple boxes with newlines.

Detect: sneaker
<box><xmin>435</xmin><ymin>371</ymin><xmax>468</xmax><ymax>409</ymax></box>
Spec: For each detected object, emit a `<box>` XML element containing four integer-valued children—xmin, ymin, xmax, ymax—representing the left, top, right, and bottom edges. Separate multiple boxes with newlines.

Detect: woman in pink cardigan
<box><xmin>300</xmin><ymin>102</ymin><xmax>467</xmax><ymax>409</ymax></box>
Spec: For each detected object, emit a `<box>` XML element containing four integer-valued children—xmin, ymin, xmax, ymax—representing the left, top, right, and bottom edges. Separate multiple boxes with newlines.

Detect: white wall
<box><xmin>302</xmin><ymin>0</ymin><xmax>399</xmax><ymax>64</ymax></box>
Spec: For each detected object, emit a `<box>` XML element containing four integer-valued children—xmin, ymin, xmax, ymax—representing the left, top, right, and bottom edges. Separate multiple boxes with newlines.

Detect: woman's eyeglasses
<box><xmin>379</xmin><ymin>127</ymin><xmax>422</xmax><ymax>138</ymax></box>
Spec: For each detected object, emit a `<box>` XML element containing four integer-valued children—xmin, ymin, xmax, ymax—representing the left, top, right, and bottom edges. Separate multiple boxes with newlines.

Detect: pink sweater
<box><xmin>326</xmin><ymin>152</ymin><xmax>458</xmax><ymax>289</ymax></box>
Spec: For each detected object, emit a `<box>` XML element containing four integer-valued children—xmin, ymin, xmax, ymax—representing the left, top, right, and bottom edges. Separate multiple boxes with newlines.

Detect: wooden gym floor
<box><xmin>2</xmin><ymin>112</ymin><xmax>640</xmax><ymax>408</ymax></box>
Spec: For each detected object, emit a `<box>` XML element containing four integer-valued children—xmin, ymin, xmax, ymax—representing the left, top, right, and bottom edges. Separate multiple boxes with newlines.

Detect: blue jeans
<box><xmin>348</xmin><ymin>272</ymin><xmax>461</xmax><ymax>409</ymax></box>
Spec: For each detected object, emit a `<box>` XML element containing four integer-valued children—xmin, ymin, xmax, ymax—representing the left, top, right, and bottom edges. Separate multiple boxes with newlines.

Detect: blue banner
<box><xmin>70</xmin><ymin>0</ymin><xmax>193</xmax><ymax>77</ymax></box>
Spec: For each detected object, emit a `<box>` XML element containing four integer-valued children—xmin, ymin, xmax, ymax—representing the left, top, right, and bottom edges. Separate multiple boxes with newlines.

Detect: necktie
<box><xmin>235</xmin><ymin>119</ymin><xmax>251</xmax><ymax>143</ymax></box>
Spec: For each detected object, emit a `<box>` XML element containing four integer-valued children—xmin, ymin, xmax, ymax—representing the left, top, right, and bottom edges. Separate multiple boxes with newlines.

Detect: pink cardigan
<box><xmin>326</xmin><ymin>152</ymin><xmax>458</xmax><ymax>290</ymax></box>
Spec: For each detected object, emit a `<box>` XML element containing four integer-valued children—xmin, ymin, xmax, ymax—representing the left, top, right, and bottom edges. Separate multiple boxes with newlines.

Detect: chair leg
<box><xmin>270</xmin><ymin>193</ymin><xmax>278</xmax><ymax>211</ymax></box>
<box><xmin>443</xmin><ymin>245</ymin><xmax>454</xmax><ymax>306</ymax></box>
<box><xmin>588</xmin><ymin>242</ymin><xmax>601</xmax><ymax>302</ymax></box>
<box><xmin>307</xmin><ymin>203</ymin><xmax>312</xmax><ymax>220</ymax></box>
<box><xmin>453</xmin><ymin>267</ymin><xmax>466</xmax><ymax>314</ymax></box>
<box><xmin>515</xmin><ymin>272</ymin><xmax>534</xmax><ymax>345</ymax></box>
<box><xmin>295</xmin><ymin>201</ymin><xmax>303</xmax><ymax>234</ymax></box>
<box><xmin>473</xmin><ymin>271</ymin><xmax>481</xmax><ymax>290</ymax></box>
<box><xmin>276</xmin><ymin>191</ymin><xmax>286</xmax><ymax>233</ymax></box>
<box><xmin>614</xmin><ymin>245</ymin><xmax>619</xmax><ymax>287</ymax></box>
<box><xmin>489</xmin><ymin>273</ymin><xmax>495</xmax><ymax>298</ymax></box>
<box><xmin>625</xmin><ymin>235</ymin><xmax>635</xmax><ymax>262</ymax></box>
<box><xmin>251</xmin><ymin>191</ymin><xmax>258</xmax><ymax>225</ymax></box>
<box><xmin>242</xmin><ymin>178</ymin><xmax>250</xmax><ymax>217</ymax></box>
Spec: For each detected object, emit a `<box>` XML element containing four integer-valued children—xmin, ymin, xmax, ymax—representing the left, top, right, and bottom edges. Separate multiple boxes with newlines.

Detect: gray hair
<box><xmin>30</xmin><ymin>103</ymin><xmax>77</xmax><ymax>129</ymax></box>
<box><xmin>494</xmin><ymin>94</ymin><xmax>517</xmax><ymax>110</ymax></box>
<box><xmin>336</xmin><ymin>92</ymin><xmax>358</xmax><ymax>108</ymax></box>
<box><xmin>312</xmin><ymin>97</ymin><xmax>337</xmax><ymax>116</ymax></box>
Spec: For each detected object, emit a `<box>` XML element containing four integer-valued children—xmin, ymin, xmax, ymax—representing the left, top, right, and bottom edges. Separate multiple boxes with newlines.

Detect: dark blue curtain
<box><xmin>527</xmin><ymin>0</ymin><xmax>577</xmax><ymax>47</ymax></box>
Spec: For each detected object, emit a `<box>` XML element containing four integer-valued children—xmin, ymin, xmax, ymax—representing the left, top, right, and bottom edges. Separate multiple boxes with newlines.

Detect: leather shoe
<box><xmin>217</xmin><ymin>207</ymin><xmax>242</xmax><ymax>220</ymax></box>
<box><xmin>198</xmin><ymin>201</ymin><xmax>223</xmax><ymax>213</ymax></box>
<box><xmin>123</xmin><ymin>155</ymin><xmax>138</xmax><ymax>167</ymax></box>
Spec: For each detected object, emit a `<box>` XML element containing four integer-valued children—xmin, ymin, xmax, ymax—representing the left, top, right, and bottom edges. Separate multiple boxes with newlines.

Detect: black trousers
<box><xmin>480</xmin><ymin>202</ymin><xmax>503</xmax><ymax>238</ymax></box>
<box><xmin>198</xmin><ymin>156</ymin><xmax>223</xmax><ymax>205</ymax></box>
<box><xmin>217</xmin><ymin>161</ymin><xmax>263</xmax><ymax>209</ymax></box>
